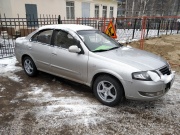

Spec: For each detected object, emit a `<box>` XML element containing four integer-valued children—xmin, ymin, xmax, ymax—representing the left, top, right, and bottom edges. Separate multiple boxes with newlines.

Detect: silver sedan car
<box><xmin>15</xmin><ymin>24</ymin><xmax>175</xmax><ymax>106</ymax></box>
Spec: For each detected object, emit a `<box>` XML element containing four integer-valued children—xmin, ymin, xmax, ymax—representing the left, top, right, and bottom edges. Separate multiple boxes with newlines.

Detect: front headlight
<box><xmin>132</xmin><ymin>71</ymin><xmax>152</xmax><ymax>81</ymax></box>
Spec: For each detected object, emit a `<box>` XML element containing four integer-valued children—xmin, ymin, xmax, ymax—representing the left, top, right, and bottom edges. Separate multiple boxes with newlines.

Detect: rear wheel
<box><xmin>93</xmin><ymin>75</ymin><xmax>123</xmax><ymax>106</ymax></box>
<box><xmin>23</xmin><ymin>56</ymin><xmax>38</xmax><ymax>77</ymax></box>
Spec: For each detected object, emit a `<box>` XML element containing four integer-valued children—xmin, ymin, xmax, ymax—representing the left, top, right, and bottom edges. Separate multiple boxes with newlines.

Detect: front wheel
<box><xmin>93</xmin><ymin>75</ymin><xmax>124</xmax><ymax>107</ymax></box>
<box><xmin>23</xmin><ymin>56</ymin><xmax>38</xmax><ymax>77</ymax></box>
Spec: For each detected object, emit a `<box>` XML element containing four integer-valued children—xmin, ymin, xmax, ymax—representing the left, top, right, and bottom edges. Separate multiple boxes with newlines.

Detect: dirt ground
<box><xmin>0</xmin><ymin>35</ymin><xmax>180</xmax><ymax>135</ymax></box>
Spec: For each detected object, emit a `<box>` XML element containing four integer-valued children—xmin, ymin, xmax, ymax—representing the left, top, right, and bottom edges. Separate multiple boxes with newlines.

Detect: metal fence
<box><xmin>1</xmin><ymin>14</ymin><xmax>180</xmax><ymax>58</ymax></box>
<box><xmin>0</xmin><ymin>14</ymin><xmax>59</xmax><ymax>58</ymax></box>
<box><xmin>116</xmin><ymin>16</ymin><xmax>180</xmax><ymax>43</ymax></box>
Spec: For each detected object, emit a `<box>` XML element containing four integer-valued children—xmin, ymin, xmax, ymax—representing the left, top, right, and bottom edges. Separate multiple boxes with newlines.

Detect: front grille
<box><xmin>159</xmin><ymin>66</ymin><xmax>171</xmax><ymax>75</ymax></box>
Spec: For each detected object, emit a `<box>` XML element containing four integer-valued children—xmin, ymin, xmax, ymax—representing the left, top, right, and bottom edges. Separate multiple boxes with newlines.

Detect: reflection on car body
<box><xmin>15</xmin><ymin>24</ymin><xmax>175</xmax><ymax>106</ymax></box>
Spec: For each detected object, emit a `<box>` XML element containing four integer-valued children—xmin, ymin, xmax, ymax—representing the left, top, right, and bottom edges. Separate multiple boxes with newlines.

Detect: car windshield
<box><xmin>77</xmin><ymin>30</ymin><xmax>122</xmax><ymax>52</ymax></box>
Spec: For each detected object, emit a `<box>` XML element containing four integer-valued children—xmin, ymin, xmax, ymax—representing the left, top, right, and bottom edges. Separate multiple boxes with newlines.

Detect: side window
<box><xmin>54</xmin><ymin>30</ymin><xmax>77</xmax><ymax>49</ymax></box>
<box><xmin>31</xmin><ymin>29</ymin><xmax>53</xmax><ymax>44</ymax></box>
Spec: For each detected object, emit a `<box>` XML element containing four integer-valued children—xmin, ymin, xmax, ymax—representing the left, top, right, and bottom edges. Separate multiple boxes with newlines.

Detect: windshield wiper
<box><xmin>92</xmin><ymin>49</ymin><xmax>109</xmax><ymax>52</ymax></box>
<box><xmin>92</xmin><ymin>47</ymin><xmax>119</xmax><ymax>52</ymax></box>
<box><xmin>107</xmin><ymin>46</ymin><xmax>119</xmax><ymax>51</ymax></box>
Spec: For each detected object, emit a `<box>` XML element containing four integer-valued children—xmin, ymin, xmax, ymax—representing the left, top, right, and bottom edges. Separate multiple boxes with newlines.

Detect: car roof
<box><xmin>38</xmin><ymin>24</ymin><xmax>95</xmax><ymax>32</ymax></box>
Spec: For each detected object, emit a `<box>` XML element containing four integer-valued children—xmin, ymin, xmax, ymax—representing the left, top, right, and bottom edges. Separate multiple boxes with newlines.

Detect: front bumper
<box><xmin>124</xmin><ymin>73</ymin><xmax>175</xmax><ymax>101</ymax></box>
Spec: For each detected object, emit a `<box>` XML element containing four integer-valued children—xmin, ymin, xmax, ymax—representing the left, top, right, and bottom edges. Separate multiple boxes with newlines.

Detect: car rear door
<box><xmin>29</xmin><ymin>29</ymin><xmax>53</xmax><ymax>72</ymax></box>
<box><xmin>50</xmin><ymin>29</ymin><xmax>88</xmax><ymax>83</ymax></box>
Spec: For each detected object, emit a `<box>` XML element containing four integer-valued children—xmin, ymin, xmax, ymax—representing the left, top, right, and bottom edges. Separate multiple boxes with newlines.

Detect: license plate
<box><xmin>165</xmin><ymin>81</ymin><xmax>172</xmax><ymax>92</ymax></box>
<box><xmin>166</xmin><ymin>82</ymin><xmax>171</xmax><ymax>89</ymax></box>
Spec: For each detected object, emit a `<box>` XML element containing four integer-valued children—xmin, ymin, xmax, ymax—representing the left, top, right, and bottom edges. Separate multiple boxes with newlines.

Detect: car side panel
<box><xmin>51</xmin><ymin>47</ymin><xmax>88</xmax><ymax>84</ymax></box>
<box><xmin>25</xmin><ymin>41</ymin><xmax>52</xmax><ymax>72</ymax></box>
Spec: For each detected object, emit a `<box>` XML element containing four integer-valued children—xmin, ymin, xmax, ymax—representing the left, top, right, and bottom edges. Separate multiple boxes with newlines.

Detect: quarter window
<box><xmin>66</xmin><ymin>1</ymin><xmax>75</xmax><ymax>19</ymax></box>
<box><xmin>54</xmin><ymin>30</ymin><xmax>77</xmax><ymax>49</ymax></box>
<box><xmin>31</xmin><ymin>29</ymin><xmax>53</xmax><ymax>44</ymax></box>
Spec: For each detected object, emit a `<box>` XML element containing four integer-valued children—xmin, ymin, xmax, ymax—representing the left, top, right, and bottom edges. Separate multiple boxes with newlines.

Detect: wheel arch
<box><xmin>21</xmin><ymin>54</ymin><xmax>35</xmax><ymax>65</ymax></box>
<box><xmin>21</xmin><ymin>54</ymin><xmax>38</xmax><ymax>77</ymax></box>
<box><xmin>91</xmin><ymin>72</ymin><xmax>125</xmax><ymax>97</ymax></box>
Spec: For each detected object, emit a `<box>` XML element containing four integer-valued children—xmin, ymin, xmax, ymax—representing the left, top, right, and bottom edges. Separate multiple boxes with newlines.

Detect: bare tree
<box><xmin>131</xmin><ymin>0</ymin><xmax>135</xmax><ymax>17</ymax></box>
<box><xmin>142</xmin><ymin>0</ymin><xmax>150</xmax><ymax>15</ymax></box>
<box><xmin>150</xmin><ymin>0</ymin><xmax>156</xmax><ymax>16</ymax></box>
<box><xmin>125</xmin><ymin>0</ymin><xmax>128</xmax><ymax>17</ymax></box>
<box><xmin>126</xmin><ymin>0</ymin><xmax>179</xmax><ymax>17</ymax></box>
<box><xmin>171</xmin><ymin>0</ymin><xmax>177</xmax><ymax>16</ymax></box>
<box><xmin>137</xmin><ymin>0</ymin><xmax>150</xmax><ymax>16</ymax></box>
<box><xmin>176</xmin><ymin>0</ymin><xmax>180</xmax><ymax>15</ymax></box>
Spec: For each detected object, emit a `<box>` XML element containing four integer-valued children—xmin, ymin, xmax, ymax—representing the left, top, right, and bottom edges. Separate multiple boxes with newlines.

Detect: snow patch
<box><xmin>0</xmin><ymin>84</ymin><xmax>6</xmax><ymax>92</ymax></box>
<box><xmin>8</xmin><ymin>75</ymin><xmax>22</xmax><ymax>82</ymax></box>
<box><xmin>147</xmin><ymin>71</ymin><xmax>175</xmax><ymax>83</ymax></box>
<box><xmin>1</xmin><ymin>87</ymin><xmax>5</xmax><ymax>92</ymax></box>
<box><xmin>147</xmin><ymin>71</ymin><xmax>161</xmax><ymax>82</ymax></box>
<box><xmin>117</xmin><ymin>29</ymin><xmax>178</xmax><ymax>42</ymax></box>
<box><xmin>28</xmin><ymin>87</ymin><xmax>44</xmax><ymax>95</ymax></box>
<box><xmin>161</xmin><ymin>73</ymin><xmax>175</xmax><ymax>84</ymax></box>
<box><xmin>0</xmin><ymin>57</ymin><xmax>22</xmax><ymax>75</ymax></box>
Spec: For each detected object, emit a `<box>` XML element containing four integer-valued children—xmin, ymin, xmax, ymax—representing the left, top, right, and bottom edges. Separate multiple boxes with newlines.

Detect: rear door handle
<box><xmin>27</xmin><ymin>44</ymin><xmax>32</xmax><ymax>49</ymax></box>
<box><xmin>28</xmin><ymin>46</ymin><xmax>32</xmax><ymax>49</ymax></box>
<box><xmin>52</xmin><ymin>52</ymin><xmax>57</xmax><ymax>56</ymax></box>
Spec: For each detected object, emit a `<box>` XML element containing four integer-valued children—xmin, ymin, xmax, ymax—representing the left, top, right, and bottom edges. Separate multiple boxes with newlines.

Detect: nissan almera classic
<box><xmin>15</xmin><ymin>24</ymin><xmax>175</xmax><ymax>106</ymax></box>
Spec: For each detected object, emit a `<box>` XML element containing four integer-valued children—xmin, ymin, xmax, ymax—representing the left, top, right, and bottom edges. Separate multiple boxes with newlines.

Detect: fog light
<box><xmin>139</xmin><ymin>91</ymin><xmax>163</xmax><ymax>97</ymax></box>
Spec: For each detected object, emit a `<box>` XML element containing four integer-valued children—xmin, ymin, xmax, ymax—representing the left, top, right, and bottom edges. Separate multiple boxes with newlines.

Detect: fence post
<box><xmin>177</xmin><ymin>22</ymin><xmax>180</xmax><ymax>34</ymax></box>
<box><xmin>43</xmin><ymin>14</ymin><xmax>45</xmax><ymax>25</ymax></box>
<box><xmin>76</xmin><ymin>18</ymin><xmax>78</xmax><ymax>24</ymax></box>
<box><xmin>170</xmin><ymin>20</ymin><xmax>174</xmax><ymax>34</ymax></box>
<box><xmin>58</xmin><ymin>15</ymin><xmax>62</xmax><ymax>24</ymax></box>
<box><xmin>103</xmin><ymin>17</ymin><xmax>106</xmax><ymax>32</ymax></box>
<box><xmin>98</xmin><ymin>20</ymin><xmax>100</xmax><ymax>30</ymax></box>
<box><xmin>40</xmin><ymin>14</ymin><xmax>42</xmax><ymax>27</ymax></box>
<box><xmin>157</xmin><ymin>19</ymin><xmax>161</xmax><ymax>37</ymax></box>
<box><xmin>17</xmin><ymin>14</ymin><xmax>20</xmax><ymax>36</ymax></box>
<box><xmin>132</xmin><ymin>18</ymin><xmax>137</xmax><ymax>39</ymax></box>
<box><xmin>166</xmin><ymin>20</ymin><xmax>169</xmax><ymax>35</ymax></box>
<box><xmin>140</xmin><ymin>16</ymin><xmax>147</xmax><ymax>50</ymax></box>
<box><xmin>0</xmin><ymin>14</ymin><xmax>3</xmax><ymax>31</ymax></box>
<box><xmin>146</xmin><ymin>19</ymin><xmax>150</xmax><ymax>38</ymax></box>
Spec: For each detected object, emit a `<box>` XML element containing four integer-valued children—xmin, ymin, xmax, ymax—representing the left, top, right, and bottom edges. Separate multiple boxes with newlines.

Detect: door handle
<box><xmin>52</xmin><ymin>52</ymin><xmax>57</xmax><ymax>56</ymax></box>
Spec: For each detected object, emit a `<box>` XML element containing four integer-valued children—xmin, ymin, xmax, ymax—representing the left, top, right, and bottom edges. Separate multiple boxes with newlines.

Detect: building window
<box><xmin>95</xmin><ymin>5</ymin><xmax>99</xmax><ymax>18</ymax></box>
<box><xmin>102</xmin><ymin>6</ymin><xmax>107</xmax><ymax>18</ymax></box>
<box><xmin>66</xmin><ymin>1</ymin><xmax>74</xmax><ymax>19</ymax></box>
<box><xmin>109</xmin><ymin>6</ymin><xmax>114</xmax><ymax>18</ymax></box>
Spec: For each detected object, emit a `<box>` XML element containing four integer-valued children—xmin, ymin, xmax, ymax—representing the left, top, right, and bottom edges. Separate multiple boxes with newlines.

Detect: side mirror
<box><xmin>69</xmin><ymin>45</ymin><xmax>81</xmax><ymax>53</ymax></box>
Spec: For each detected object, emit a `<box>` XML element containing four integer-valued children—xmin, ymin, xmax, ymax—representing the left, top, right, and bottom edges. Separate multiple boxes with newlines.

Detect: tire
<box><xmin>93</xmin><ymin>75</ymin><xmax>123</xmax><ymax>107</ymax></box>
<box><xmin>22</xmin><ymin>56</ymin><xmax>38</xmax><ymax>77</ymax></box>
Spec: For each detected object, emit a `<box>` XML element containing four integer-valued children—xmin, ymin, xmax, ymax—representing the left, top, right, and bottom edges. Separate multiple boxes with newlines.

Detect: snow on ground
<box><xmin>0</xmin><ymin>57</ymin><xmax>22</xmax><ymax>82</ymax></box>
<box><xmin>0</xmin><ymin>57</ymin><xmax>179</xmax><ymax>134</ymax></box>
<box><xmin>117</xmin><ymin>29</ymin><xmax>178</xmax><ymax>43</ymax></box>
<box><xmin>8</xmin><ymin>77</ymin><xmax>180</xmax><ymax>134</ymax></box>
<box><xmin>0</xmin><ymin>57</ymin><xmax>21</xmax><ymax>74</ymax></box>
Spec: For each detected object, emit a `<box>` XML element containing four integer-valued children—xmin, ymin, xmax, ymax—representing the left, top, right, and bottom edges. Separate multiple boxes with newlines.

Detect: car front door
<box><xmin>50</xmin><ymin>29</ymin><xmax>88</xmax><ymax>83</ymax></box>
<box><xmin>29</xmin><ymin>29</ymin><xmax>53</xmax><ymax>72</ymax></box>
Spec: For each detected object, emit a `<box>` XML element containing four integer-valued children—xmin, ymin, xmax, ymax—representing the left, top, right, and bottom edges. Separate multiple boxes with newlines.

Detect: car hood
<box><xmin>96</xmin><ymin>46</ymin><xmax>167</xmax><ymax>71</ymax></box>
